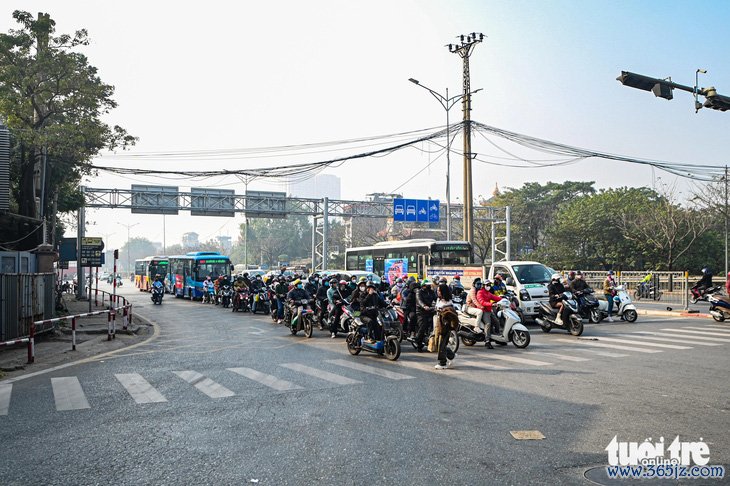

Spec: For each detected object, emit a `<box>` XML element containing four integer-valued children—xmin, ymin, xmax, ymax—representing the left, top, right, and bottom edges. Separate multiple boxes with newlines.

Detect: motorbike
<box><xmin>232</xmin><ymin>288</ymin><xmax>250</xmax><ymax>312</ymax></box>
<box><xmin>151</xmin><ymin>284</ymin><xmax>164</xmax><ymax>305</ymax></box>
<box><xmin>378</xmin><ymin>306</ymin><xmax>402</xmax><ymax>341</ymax></box>
<box><xmin>708</xmin><ymin>293</ymin><xmax>730</xmax><ymax>322</ymax></box>
<box><xmin>314</xmin><ymin>299</ymin><xmax>329</xmax><ymax>330</ymax></box>
<box><xmin>202</xmin><ymin>286</ymin><xmax>215</xmax><ymax>304</ymax></box>
<box><xmin>574</xmin><ymin>288</ymin><xmax>602</xmax><ymax>323</ymax></box>
<box><xmin>252</xmin><ymin>288</ymin><xmax>270</xmax><ymax>315</ymax></box>
<box><xmin>220</xmin><ymin>285</ymin><xmax>233</xmax><ymax>308</ymax></box>
<box><xmin>457</xmin><ymin>298</ymin><xmax>530</xmax><ymax>348</ymax></box>
<box><xmin>633</xmin><ymin>283</ymin><xmax>662</xmax><ymax>301</ymax></box>
<box><xmin>597</xmin><ymin>285</ymin><xmax>637</xmax><ymax>323</ymax></box>
<box><xmin>330</xmin><ymin>301</ymin><xmax>357</xmax><ymax>337</ymax></box>
<box><xmin>690</xmin><ymin>285</ymin><xmax>722</xmax><ymax>304</ymax></box>
<box><xmin>346</xmin><ymin>309</ymin><xmax>401</xmax><ymax>361</ymax></box>
<box><xmin>287</xmin><ymin>299</ymin><xmax>314</xmax><ymax>338</ymax></box>
<box><xmin>536</xmin><ymin>291</ymin><xmax>584</xmax><ymax>336</ymax></box>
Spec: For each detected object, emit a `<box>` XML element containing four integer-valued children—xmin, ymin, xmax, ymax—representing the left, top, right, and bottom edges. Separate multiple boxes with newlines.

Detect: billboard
<box><xmin>384</xmin><ymin>258</ymin><xmax>408</xmax><ymax>284</ymax></box>
<box><xmin>131</xmin><ymin>185</ymin><xmax>179</xmax><ymax>215</ymax></box>
<box><xmin>245</xmin><ymin>190</ymin><xmax>287</xmax><ymax>219</ymax></box>
<box><xmin>190</xmin><ymin>187</ymin><xmax>235</xmax><ymax>217</ymax></box>
<box><xmin>393</xmin><ymin>198</ymin><xmax>439</xmax><ymax>223</ymax></box>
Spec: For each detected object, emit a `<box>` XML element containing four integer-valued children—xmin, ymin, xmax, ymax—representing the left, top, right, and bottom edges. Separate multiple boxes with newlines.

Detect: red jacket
<box><xmin>476</xmin><ymin>288</ymin><xmax>501</xmax><ymax>312</ymax></box>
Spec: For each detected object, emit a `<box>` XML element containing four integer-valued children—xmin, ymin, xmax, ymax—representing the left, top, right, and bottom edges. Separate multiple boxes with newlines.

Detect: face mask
<box><xmin>296</xmin><ymin>284</ymin><xmax>303</xmax><ymax>289</ymax></box>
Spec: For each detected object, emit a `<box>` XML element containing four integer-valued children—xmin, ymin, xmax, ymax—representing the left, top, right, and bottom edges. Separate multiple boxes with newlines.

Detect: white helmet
<box><xmin>551</xmin><ymin>273</ymin><xmax>562</xmax><ymax>282</ymax></box>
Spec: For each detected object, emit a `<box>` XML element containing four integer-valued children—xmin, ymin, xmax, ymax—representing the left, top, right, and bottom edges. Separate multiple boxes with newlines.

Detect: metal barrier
<box><xmin>0</xmin><ymin>273</ymin><xmax>54</xmax><ymax>341</ymax></box>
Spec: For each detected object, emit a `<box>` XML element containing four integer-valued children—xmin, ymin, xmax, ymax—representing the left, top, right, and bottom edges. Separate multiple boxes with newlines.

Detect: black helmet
<box><xmin>366</xmin><ymin>281</ymin><xmax>377</xmax><ymax>289</ymax></box>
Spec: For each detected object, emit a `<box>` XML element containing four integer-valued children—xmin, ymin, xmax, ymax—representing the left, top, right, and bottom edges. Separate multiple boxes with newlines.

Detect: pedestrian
<box><xmin>603</xmin><ymin>270</ymin><xmax>617</xmax><ymax>322</ymax></box>
<box><xmin>434</xmin><ymin>283</ymin><xmax>458</xmax><ymax>369</ymax></box>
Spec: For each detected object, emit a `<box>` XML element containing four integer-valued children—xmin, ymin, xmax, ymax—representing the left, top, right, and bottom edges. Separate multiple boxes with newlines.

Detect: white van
<box><xmin>488</xmin><ymin>261</ymin><xmax>556</xmax><ymax>318</ymax></box>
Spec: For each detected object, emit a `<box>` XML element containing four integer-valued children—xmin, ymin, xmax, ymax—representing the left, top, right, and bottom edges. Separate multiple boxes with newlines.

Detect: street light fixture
<box><xmin>117</xmin><ymin>222</ymin><xmax>140</xmax><ymax>275</ymax></box>
<box><xmin>408</xmin><ymin>77</ymin><xmax>482</xmax><ymax>240</ymax></box>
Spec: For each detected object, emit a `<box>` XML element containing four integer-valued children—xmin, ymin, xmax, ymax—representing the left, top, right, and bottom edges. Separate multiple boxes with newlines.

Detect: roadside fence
<box><xmin>0</xmin><ymin>273</ymin><xmax>54</xmax><ymax>342</ymax></box>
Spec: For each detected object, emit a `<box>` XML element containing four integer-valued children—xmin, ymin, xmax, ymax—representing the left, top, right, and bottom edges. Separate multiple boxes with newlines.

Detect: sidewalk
<box><xmin>0</xmin><ymin>293</ymin><xmax>155</xmax><ymax>380</ymax></box>
<box><xmin>636</xmin><ymin>300</ymin><xmax>714</xmax><ymax>319</ymax></box>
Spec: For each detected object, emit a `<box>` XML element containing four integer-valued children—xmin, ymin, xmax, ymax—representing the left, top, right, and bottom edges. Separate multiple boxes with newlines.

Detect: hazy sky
<box><xmin>2</xmin><ymin>1</ymin><xmax>728</xmax><ymax>251</ymax></box>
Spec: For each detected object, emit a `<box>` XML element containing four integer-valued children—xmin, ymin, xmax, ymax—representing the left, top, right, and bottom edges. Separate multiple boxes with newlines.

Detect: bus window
<box><xmin>346</xmin><ymin>253</ymin><xmax>359</xmax><ymax>271</ymax></box>
<box><xmin>432</xmin><ymin>250</ymin><xmax>469</xmax><ymax>266</ymax></box>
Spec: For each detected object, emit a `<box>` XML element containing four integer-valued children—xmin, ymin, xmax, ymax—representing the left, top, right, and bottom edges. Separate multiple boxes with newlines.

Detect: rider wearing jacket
<box><xmin>361</xmin><ymin>282</ymin><xmax>386</xmax><ymax>342</ymax></box>
<box><xmin>476</xmin><ymin>280</ymin><xmax>501</xmax><ymax>348</ymax></box>
<box><xmin>549</xmin><ymin>273</ymin><xmax>569</xmax><ymax>325</ymax></box>
<box><xmin>286</xmin><ymin>279</ymin><xmax>311</xmax><ymax>325</ymax></box>
<box><xmin>327</xmin><ymin>279</ymin><xmax>350</xmax><ymax>338</ymax></box>
<box><xmin>315</xmin><ymin>278</ymin><xmax>329</xmax><ymax>329</ymax></box>
<box><xmin>274</xmin><ymin>277</ymin><xmax>289</xmax><ymax>323</ymax></box>
<box><xmin>692</xmin><ymin>267</ymin><xmax>714</xmax><ymax>299</ymax></box>
<box><xmin>414</xmin><ymin>280</ymin><xmax>437</xmax><ymax>352</ymax></box>
<box><xmin>464</xmin><ymin>278</ymin><xmax>486</xmax><ymax>335</ymax></box>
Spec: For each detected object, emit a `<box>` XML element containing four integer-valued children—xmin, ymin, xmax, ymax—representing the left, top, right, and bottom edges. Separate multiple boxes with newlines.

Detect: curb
<box><xmin>638</xmin><ymin>309</ymin><xmax>711</xmax><ymax>319</ymax></box>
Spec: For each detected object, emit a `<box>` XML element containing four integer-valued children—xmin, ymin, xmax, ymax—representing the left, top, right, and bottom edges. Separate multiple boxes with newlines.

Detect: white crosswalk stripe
<box><xmin>592</xmin><ymin>337</ymin><xmax>692</xmax><ymax>350</ymax></box>
<box><xmin>280</xmin><ymin>363</ymin><xmax>362</xmax><ymax>385</ymax></box>
<box><xmin>479</xmin><ymin>353</ymin><xmax>553</xmax><ymax>366</ymax></box>
<box><xmin>617</xmin><ymin>333</ymin><xmax>722</xmax><ymax>346</ymax></box>
<box><xmin>51</xmin><ymin>377</ymin><xmax>91</xmax><ymax>411</ymax></box>
<box><xmin>555</xmin><ymin>339</ymin><xmax>661</xmax><ymax>353</ymax></box>
<box><xmin>228</xmin><ymin>367</ymin><xmax>303</xmax><ymax>391</ymax></box>
<box><xmin>681</xmin><ymin>326</ymin><xmax>730</xmax><ymax>333</ymax></box>
<box><xmin>659</xmin><ymin>329</ymin><xmax>730</xmax><ymax>342</ymax></box>
<box><xmin>0</xmin><ymin>384</ymin><xmax>12</xmax><ymax>416</ymax></box>
<box><xmin>566</xmin><ymin>349</ymin><xmax>628</xmax><ymax>358</ymax></box>
<box><xmin>520</xmin><ymin>351</ymin><xmax>590</xmax><ymax>362</ymax></box>
<box><xmin>633</xmin><ymin>331</ymin><xmax>726</xmax><ymax>342</ymax></box>
<box><xmin>457</xmin><ymin>359</ymin><xmax>512</xmax><ymax>370</ymax></box>
<box><xmin>325</xmin><ymin>359</ymin><xmax>414</xmax><ymax>380</ymax></box>
<box><xmin>172</xmin><ymin>371</ymin><xmax>235</xmax><ymax>398</ymax></box>
<box><xmin>115</xmin><ymin>373</ymin><xmax>167</xmax><ymax>404</ymax></box>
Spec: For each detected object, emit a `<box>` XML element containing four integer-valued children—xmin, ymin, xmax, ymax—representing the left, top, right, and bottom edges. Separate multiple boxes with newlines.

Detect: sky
<box><xmin>2</xmin><ymin>0</ymin><xmax>729</xmax><ymax>252</ymax></box>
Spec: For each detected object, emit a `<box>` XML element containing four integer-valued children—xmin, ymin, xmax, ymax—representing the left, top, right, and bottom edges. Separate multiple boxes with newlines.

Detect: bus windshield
<box><xmin>430</xmin><ymin>250</ymin><xmax>470</xmax><ymax>266</ymax></box>
<box><xmin>511</xmin><ymin>264</ymin><xmax>555</xmax><ymax>285</ymax></box>
<box><xmin>195</xmin><ymin>260</ymin><xmax>230</xmax><ymax>281</ymax></box>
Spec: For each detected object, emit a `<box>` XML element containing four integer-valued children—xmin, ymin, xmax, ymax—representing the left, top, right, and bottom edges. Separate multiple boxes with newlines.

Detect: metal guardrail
<box><xmin>0</xmin><ymin>273</ymin><xmax>54</xmax><ymax>341</ymax></box>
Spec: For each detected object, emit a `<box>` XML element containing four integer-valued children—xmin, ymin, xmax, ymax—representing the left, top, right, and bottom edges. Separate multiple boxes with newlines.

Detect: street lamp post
<box><xmin>117</xmin><ymin>222</ymin><xmax>140</xmax><ymax>276</ymax></box>
<box><xmin>408</xmin><ymin>78</ymin><xmax>481</xmax><ymax>240</ymax></box>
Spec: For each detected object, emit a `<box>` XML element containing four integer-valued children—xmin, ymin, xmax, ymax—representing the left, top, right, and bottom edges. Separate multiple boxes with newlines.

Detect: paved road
<box><xmin>1</xmin><ymin>284</ymin><xmax>728</xmax><ymax>485</ymax></box>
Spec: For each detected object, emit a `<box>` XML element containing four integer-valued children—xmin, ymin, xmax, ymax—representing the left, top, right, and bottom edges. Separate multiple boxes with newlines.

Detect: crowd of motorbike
<box><xmin>178</xmin><ymin>271</ymin><xmax>643</xmax><ymax>363</ymax></box>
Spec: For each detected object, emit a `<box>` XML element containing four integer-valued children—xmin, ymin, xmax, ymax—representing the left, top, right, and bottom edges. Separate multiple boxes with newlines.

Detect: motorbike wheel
<box><xmin>511</xmin><ymin>329</ymin><xmax>530</xmax><ymax>348</ymax></box>
<box><xmin>711</xmin><ymin>310</ymin><xmax>725</xmax><ymax>322</ymax></box>
<box><xmin>289</xmin><ymin>324</ymin><xmax>298</xmax><ymax>335</ymax></box>
<box><xmin>633</xmin><ymin>289</ymin><xmax>641</xmax><ymax>301</ymax></box>
<box><xmin>623</xmin><ymin>309</ymin><xmax>637</xmax><ymax>323</ymax></box>
<box><xmin>568</xmin><ymin>315</ymin><xmax>584</xmax><ymax>336</ymax></box>
<box><xmin>589</xmin><ymin>308</ymin><xmax>602</xmax><ymax>324</ymax></box>
<box><xmin>690</xmin><ymin>296</ymin><xmax>699</xmax><ymax>305</ymax></box>
<box><xmin>461</xmin><ymin>335</ymin><xmax>476</xmax><ymax>346</ymax></box>
<box><xmin>304</xmin><ymin>317</ymin><xmax>313</xmax><ymax>338</ymax></box>
<box><xmin>384</xmin><ymin>337</ymin><xmax>401</xmax><ymax>361</ymax></box>
<box><xmin>540</xmin><ymin>321</ymin><xmax>552</xmax><ymax>333</ymax></box>
<box><xmin>346</xmin><ymin>334</ymin><xmax>361</xmax><ymax>355</ymax></box>
<box><xmin>448</xmin><ymin>330</ymin><xmax>460</xmax><ymax>354</ymax></box>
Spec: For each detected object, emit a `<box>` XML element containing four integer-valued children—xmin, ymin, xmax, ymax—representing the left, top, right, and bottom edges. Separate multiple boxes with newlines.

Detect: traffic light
<box><xmin>616</xmin><ymin>71</ymin><xmax>674</xmax><ymax>100</ymax></box>
<box><xmin>702</xmin><ymin>87</ymin><xmax>730</xmax><ymax>111</ymax></box>
<box><xmin>114</xmin><ymin>249</ymin><xmax>119</xmax><ymax>259</ymax></box>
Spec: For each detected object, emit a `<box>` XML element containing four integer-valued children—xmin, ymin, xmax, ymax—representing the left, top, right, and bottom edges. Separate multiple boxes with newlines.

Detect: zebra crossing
<box><xmin>0</xmin><ymin>323</ymin><xmax>727</xmax><ymax>415</ymax></box>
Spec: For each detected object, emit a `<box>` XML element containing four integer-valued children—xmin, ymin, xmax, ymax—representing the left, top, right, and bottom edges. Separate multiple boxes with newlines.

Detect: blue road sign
<box><xmin>393</xmin><ymin>198</ymin><xmax>405</xmax><ymax>222</ymax></box>
<box><xmin>405</xmin><ymin>199</ymin><xmax>417</xmax><ymax>222</ymax></box>
<box><xmin>417</xmin><ymin>200</ymin><xmax>429</xmax><ymax>222</ymax></box>
<box><xmin>428</xmin><ymin>199</ymin><xmax>440</xmax><ymax>222</ymax></box>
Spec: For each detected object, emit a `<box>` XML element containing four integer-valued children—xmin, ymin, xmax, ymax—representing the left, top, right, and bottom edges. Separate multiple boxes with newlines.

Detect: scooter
<box><xmin>708</xmin><ymin>293</ymin><xmax>730</xmax><ymax>322</ymax></box>
<box><xmin>536</xmin><ymin>291</ymin><xmax>584</xmax><ymax>336</ymax></box>
<box><xmin>330</xmin><ymin>301</ymin><xmax>358</xmax><ymax>337</ymax></box>
<box><xmin>633</xmin><ymin>283</ymin><xmax>662</xmax><ymax>301</ymax></box>
<box><xmin>220</xmin><ymin>285</ymin><xmax>233</xmax><ymax>308</ymax></box>
<box><xmin>574</xmin><ymin>288</ymin><xmax>602</xmax><ymax>323</ymax></box>
<box><xmin>151</xmin><ymin>284</ymin><xmax>164</xmax><ymax>305</ymax></box>
<box><xmin>690</xmin><ymin>285</ymin><xmax>722</xmax><ymax>304</ymax></box>
<box><xmin>252</xmin><ymin>288</ymin><xmax>270</xmax><ymax>315</ymax></box>
<box><xmin>378</xmin><ymin>306</ymin><xmax>402</xmax><ymax>341</ymax></box>
<box><xmin>346</xmin><ymin>310</ymin><xmax>401</xmax><ymax>361</ymax></box>
<box><xmin>202</xmin><ymin>286</ymin><xmax>216</xmax><ymax>304</ymax></box>
<box><xmin>287</xmin><ymin>299</ymin><xmax>314</xmax><ymax>338</ymax></box>
<box><xmin>232</xmin><ymin>289</ymin><xmax>250</xmax><ymax>312</ymax></box>
<box><xmin>457</xmin><ymin>298</ymin><xmax>530</xmax><ymax>348</ymax></box>
<box><xmin>597</xmin><ymin>285</ymin><xmax>637</xmax><ymax>323</ymax></box>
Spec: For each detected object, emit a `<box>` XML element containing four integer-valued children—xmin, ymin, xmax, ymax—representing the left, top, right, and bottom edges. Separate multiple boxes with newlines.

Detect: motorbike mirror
<box><xmin>505</xmin><ymin>277</ymin><xmax>515</xmax><ymax>286</ymax></box>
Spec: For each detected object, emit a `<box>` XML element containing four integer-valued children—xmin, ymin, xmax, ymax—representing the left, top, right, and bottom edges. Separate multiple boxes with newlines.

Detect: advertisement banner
<box><xmin>426</xmin><ymin>266</ymin><xmax>485</xmax><ymax>287</ymax></box>
<box><xmin>384</xmin><ymin>258</ymin><xmax>408</xmax><ymax>284</ymax></box>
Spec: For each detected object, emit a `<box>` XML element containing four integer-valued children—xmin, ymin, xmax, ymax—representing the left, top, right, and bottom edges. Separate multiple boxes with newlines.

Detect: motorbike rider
<box><xmin>691</xmin><ymin>267</ymin><xmax>714</xmax><ymax>299</ymax></box>
<box><xmin>549</xmin><ymin>273</ymin><xmax>570</xmax><ymax>325</ymax></box>
<box><xmin>639</xmin><ymin>272</ymin><xmax>653</xmax><ymax>297</ymax></box>
<box><xmin>274</xmin><ymin>276</ymin><xmax>289</xmax><ymax>324</ymax></box>
<box><xmin>350</xmin><ymin>277</ymin><xmax>368</xmax><ymax>311</ymax></box>
<box><xmin>328</xmin><ymin>279</ymin><xmax>350</xmax><ymax>338</ymax></box>
<box><xmin>361</xmin><ymin>281</ymin><xmax>386</xmax><ymax>343</ymax></box>
<box><xmin>286</xmin><ymin>279</ymin><xmax>311</xmax><ymax>326</ymax></box>
<box><xmin>434</xmin><ymin>283</ymin><xmax>458</xmax><ymax>369</ymax></box>
<box><xmin>414</xmin><ymin>279</ymin><xmax>437</xmax><ymax>352</ymax></box>
<box><xmin>232</xmin><ymin>276</ymin><xmax>248</xmax><ymax>310</ymax></box>
<box><xmin>476</xmin><ymin>279</ymin><xmax>501</xmax><ymax>349</ymax></box>
<box><xmin>241</xmin><ymin>272</ymin><xmax>252</xmax><ymax>290</ymax></box>
<box><xmin>404</xmin><ymin>280</ymin><xmax>419</xmax><ymax>339</ymax></box>
<box><xmin>390</xmin><ymin>278</ymin><xmax>405</xmax><ymax>301</ymax></box>
<box><xmin>315</xmin><ymin>277</ymin><xmax>330</xmax><ymax>330</ymax></box>
<box><xmin>570</xmin><ymin>270</ymin><xmax>589</xmax><ymax>295</ymax></box>
<box><xmin>564</xmin><ymin>271</ymin><xmax>576</xmax><ymax>289</ymax></box>
<box><xmin>202</xmin><ymin>275</ymin><xmax>214</xmax><ymax>303</ymax></box>
<box><xmin>491</xmin><ymin>275</ymin><xmax>507</xmax><ymax>296</ymax></box>
<box><xmin>602</xmin><ymin>271</ymin><xmax>617</xmax><ymax>322</ymax></box>
<box><xmin>152</xmin><ymin>274</ymin><xmax>164</xmax><ymax>301</ymax></box>
<box><xmin>449</xmin><ymin>275</ymin><xmax>465</xmax><ymax>295</ymax></box>
<box><xmin>304</xmin><ymin>275</ymin><xmax>318</xmax><ymax>297</ymax></box>
<box><xmin>464</xmin><ymin>278</ymin><xmax>487</xmax><ymax>335</ymax></box>
<box><xmin>249</xmin><ymin>274</ymin><xmax>264</xmax><ymax>312</ymax></box>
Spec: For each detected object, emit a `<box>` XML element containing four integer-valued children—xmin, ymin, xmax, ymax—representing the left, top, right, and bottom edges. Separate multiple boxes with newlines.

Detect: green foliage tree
<box><xmin>0</xmin><ymin>11</ymin><xmax>135</xmax><ymax>248</ymax></box>
<box><xmin>118</xmin><ymin>237</ymin><xmax>156</xmax><ymax>273</ymax></box>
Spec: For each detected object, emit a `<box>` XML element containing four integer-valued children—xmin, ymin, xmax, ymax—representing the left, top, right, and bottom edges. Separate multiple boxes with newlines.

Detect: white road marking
<box><xmin>457</xmin><ymin>360</ymin><xmax>512</xmax><ymax>370</ymax></box>
<box><xmin>615</xmin><ymin>334</ymin><xmax>722</xmax><ymax>346</ymax></box>
<box><xmin>326</xmin><ymin>359</ymin><xmax>415</xmax><ymax>380</ymax></box>
<box><xmin>522</xmin><ymin>351</ymin><xmax>590</xmax><ymax>362</ymax></box>
<box><xmin>51</xmin><ymin>377</ymin><xmax>91</xmax><ymax>411</ymax></box>
<box><xmin>660</xmin><ymin>329</ymin><xmax>730</xmax><ymax>341</ymax></box>
<box><xmin>592</xmin><ymin>337</ymin><xmax>692</xmax><ymax>350</ymax></box>
<box><xmin>227</xmin><ymin>367</ymin><xmax>303</xmax><ymax>391</ymax></box>
<box><xmin>279</xmin><ymin>363</ymin><xmax>362</xmax><ymax>385</ymax></box>
<box><xmin>681</xmin><ymin>326</ymin><xmax>730</xmax><ymax>333</ymax></box>
<box><xmin>115</xmin><ymin>373</ymin><xmax>167</xmax><ymax>404</ymax></box>
<box><xmin>479</xmin><ymin>354</ymin><xmax>553</xmax><ymax>366</ymax></box>
<box><xmin>172</xmin><ymin>371</ymin><xmax>235</xmax><ymax>398</ymax></box>
<box><xmin>633</xmin><ymin>331</ymin><xmax>727</xmax><ymax>342</ymax></box>
<box><xmin>0</xmin><ymin>384</ymin><xmax>12</xmax><ymax>415</ymax></box>
<box><xmin>555</xmin><ymin>339</ymin><xmax>661</xmax><ymax>353</ymax></box>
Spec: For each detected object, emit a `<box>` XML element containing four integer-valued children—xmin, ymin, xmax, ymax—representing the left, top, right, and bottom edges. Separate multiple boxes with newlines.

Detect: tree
<box><xmin>0</xmin><ymin>11</ymin><xmax>135</xmax><ymax>248</ymax></box>
<box><xmin>118</xmin><ymin>237</ymin><xmax>156</xmax><ymax>272</ymax></box>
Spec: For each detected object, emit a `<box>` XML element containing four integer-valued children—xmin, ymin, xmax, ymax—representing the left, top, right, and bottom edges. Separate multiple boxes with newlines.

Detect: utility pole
<box><xmin>448</xmin><ymin>32</ymin><xmax>485</xmax><ymax>256</ymax></box>
<box><xmin>34</xmin><ymin>13</ymin><xmax>52</xmax><ymax>245</ymax></box>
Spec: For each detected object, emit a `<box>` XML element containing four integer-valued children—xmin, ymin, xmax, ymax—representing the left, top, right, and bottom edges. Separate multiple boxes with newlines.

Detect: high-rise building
<box><xmin>216</xmin><ymin>235</ymin><xmax>232</xmax><ymax>252</ymax></box>
<box><xmin>288</xmin><ymin>174</ymin><xmax>341</xmax><ymax>200</ymax></box>
<box><xmin>182</xmin><ymin>232</ymin><xmax>199</xmax><ymax>249</ymax></box>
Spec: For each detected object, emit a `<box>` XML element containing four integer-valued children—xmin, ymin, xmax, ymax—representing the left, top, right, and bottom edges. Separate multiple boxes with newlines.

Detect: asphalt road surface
<box><xmin>1</xmin><ymin>284</ymin><xmax>728</xmax><ymax>485</ymax></box>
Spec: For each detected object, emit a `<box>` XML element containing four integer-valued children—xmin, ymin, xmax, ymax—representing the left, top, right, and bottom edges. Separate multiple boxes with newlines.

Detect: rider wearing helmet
<box><xmin>350</xmin><ymin>276</ymin><xmax>368</xmax><ymax>311</ymax></box>
<box><xmin>603</xmin><ymin>271</ymin><xmax>617</xmax><ymax>322</ymax></box>
<box><xmin>464</xmin><ymin>278</ymin><xmax>487</xmax><ymax>336</ymax></box>
<box><xmin>692</xmin><ymin>267</ymin><xmax>714</xmax><ymax>300</ymax></box>
<box><xmin>361</xmin><ymin>281</ymin><xmax>386</xmax><ymax>343</ymax></box>
<box><xmin>327</xmin><ymin>279</ymin><xmax>350</xmax><ymax>338</ymax></box>
<box><xmin>285</xmin><ymin>278</ymin><xmax>311</xmax><ymax>326</ymax></box>
<box><xmin>476</xmin><ymin>279</ymin><xmax>501</xmax><ymax>348</ymax></box>
<box><xmin>314</xmin><ymin>276</ymin><xmax>329</xmax><ymax>329</ymax></box>
<box><xmin>549</xmin><ymin>273</ymin><xmax>568</xmax><ymax>325</ymax></box>
<box><xmin>414</xmin><ymin>279</ymin><xmax>437</xmax><ymax>352</ymax></box>
<box><xmin>274</xmin><ymin>276</ymin><xmax>289</xmax><ymax>323</ymax></box>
